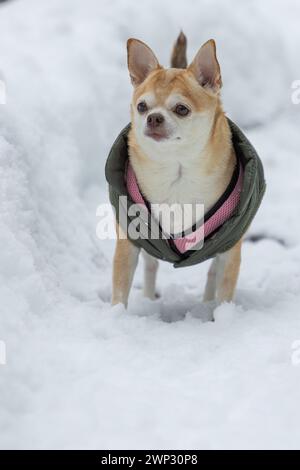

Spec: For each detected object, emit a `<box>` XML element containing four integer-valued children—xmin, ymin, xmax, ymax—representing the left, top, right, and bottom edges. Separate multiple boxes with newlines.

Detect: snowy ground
<box><xmin>1</xmin><ymin>0</ymin><xmax>300</xmax><ymax>450</ymax></box>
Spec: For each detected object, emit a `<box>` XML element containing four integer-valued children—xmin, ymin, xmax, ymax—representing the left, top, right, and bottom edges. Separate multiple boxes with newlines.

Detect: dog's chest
<box><xmin>141</xmin><ymin>164</ymin><xmax>220</xmax><ymax>235</ymax></box>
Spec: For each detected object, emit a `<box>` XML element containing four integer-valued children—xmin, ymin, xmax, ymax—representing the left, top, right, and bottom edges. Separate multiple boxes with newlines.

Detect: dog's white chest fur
<box><xmin>133</xmin><ymin>158</ymin><xmax>224</xmax><ymax>235</ymax></box>
<box><xmin>150</xmin><ymin>164</ymin><xmax>206</xmax><ymax>234</ymax></box>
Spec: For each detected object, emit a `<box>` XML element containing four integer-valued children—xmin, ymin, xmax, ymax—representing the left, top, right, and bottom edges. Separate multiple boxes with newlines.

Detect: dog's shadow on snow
<box><xmin>127</xmin><ymin>284</ymin><xmax>277</xmax><ymax>323</ymax></box>
<box><xmin>103</xmin><ymin>283</ymin><xmax>274</xmax><ymax>323</ymax></box>
<box><xmin>129</xmin><ymin>286</ymin><xmax>216</xmax><ymax>323</ymax></box>
<box><xmin>159</xmin><ymin>298</ymin><xmax>215</xmax><ymax>323</ymax></box>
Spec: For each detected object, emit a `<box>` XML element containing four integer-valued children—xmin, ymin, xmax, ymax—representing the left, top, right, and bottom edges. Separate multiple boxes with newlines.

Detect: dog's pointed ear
<box><xmin>127</xmin><ymin>38</ymin><xmax>160</xmax><ymax>87</ymax></box>
<box><xmin>188</xmin><ymin>39</ymin><xmax>222</xmax><ymax>92</ymax></box>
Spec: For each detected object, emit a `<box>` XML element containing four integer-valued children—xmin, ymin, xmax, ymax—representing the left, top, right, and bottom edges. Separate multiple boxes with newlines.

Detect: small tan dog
<box><xmin>112</xmin><ymin>34</ymin><xmax>242</xmax><ymax>307</ymax></box>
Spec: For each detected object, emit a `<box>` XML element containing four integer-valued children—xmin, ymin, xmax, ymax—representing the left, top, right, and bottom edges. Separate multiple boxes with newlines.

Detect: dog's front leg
<box><xmin>203</xmin><ymin>240</ymin><xmax>242</xmax><ymax>304</ymax></box>
<box><xmin>203</xmin><ymin>257</ymin><xmax>218</xmax><ymax>302</ymax></box>
<box><xmin>112</xmin><ymin>223</ymin><xmax>140</xmax><ymax>307</ymax></box>
<box><xmin>215</xmin><ymin>239</ymin><xmax>242</xmax><ymax>303</ymax></box>
<box><xmin>142</xmin><ymin>250</ymin><xmax>159</xmax><ymax>300</ymax></box>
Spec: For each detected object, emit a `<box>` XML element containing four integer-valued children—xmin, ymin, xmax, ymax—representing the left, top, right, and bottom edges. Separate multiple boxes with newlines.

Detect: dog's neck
<box><xmin>128</xmin><ymin>112</ymin><xmax>235</xmax><ymax>216</ymax></box>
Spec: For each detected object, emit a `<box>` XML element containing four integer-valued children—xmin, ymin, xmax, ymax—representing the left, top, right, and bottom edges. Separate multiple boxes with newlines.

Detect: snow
<box><xmin>1</xmin><ymin>0</ymin><xmax>300</xmax><ymax>450</ymax></box>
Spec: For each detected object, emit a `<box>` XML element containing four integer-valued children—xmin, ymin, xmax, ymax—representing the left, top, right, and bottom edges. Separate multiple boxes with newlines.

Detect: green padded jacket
<box><xmin>105</xmin><ymin>119</ymin><xmax>266</xmax><ymax>268</ymax></box>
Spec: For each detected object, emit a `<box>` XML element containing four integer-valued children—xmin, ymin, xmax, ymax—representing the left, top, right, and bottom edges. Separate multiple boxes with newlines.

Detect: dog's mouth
<box><xmin>144</xmin><ymin>130</ymin><xmax>169</xmax><ymax>142</ymax></box>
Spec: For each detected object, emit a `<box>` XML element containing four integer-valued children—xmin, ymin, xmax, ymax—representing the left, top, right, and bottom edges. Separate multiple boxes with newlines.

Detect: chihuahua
<box><xmin>111</xmin><ymin>33</ymin><xmax>242</xmax><ymax>307</ymax></box>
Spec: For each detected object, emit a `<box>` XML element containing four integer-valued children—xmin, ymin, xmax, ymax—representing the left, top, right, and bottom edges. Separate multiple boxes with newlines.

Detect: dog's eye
<box><xmin>137</xmin><ymin>101</ymin><xmax>148</xmax><ymax>113</ymax></box>
<box><xmin>174</xmin><ymin>104</ymin><xmax>190</xmax><ymax>117</ymax></box>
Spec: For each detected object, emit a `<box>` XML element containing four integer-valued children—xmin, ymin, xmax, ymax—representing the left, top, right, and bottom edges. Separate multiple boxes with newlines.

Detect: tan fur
<box><xmin>171</xmin><ymin>31</ymin><xmax>187</xmax><ymax>69</ymax></box>
<box><xmin>112</xmin><ymin>35</ymin><xmax>243</xmax><ymax>310</ymax></box>
<box><xmin>112</xmin><ymin>224</ymin><xmax>139</xmax><ymax>307</ymax></box>
<box><xmin>132</xmin><ymin>68</ymin><xmax>215</xmax><ymax>111</ymax></box>
<box><xmin>203</xmin><ymin>240</ymin><xmax>242</xmax><ymax>303</ymax></box>
<box><xmin>217</xmin><ymin>240</ymin><xmax>242</xmax><ymax>302</ymax></box>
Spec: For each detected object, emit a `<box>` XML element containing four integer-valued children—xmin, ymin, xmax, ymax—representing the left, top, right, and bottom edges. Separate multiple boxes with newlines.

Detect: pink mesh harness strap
<box><xmin>126</xmin><ymin>162</ymin><xmax>244</xmax><ymax>254</ymax></box>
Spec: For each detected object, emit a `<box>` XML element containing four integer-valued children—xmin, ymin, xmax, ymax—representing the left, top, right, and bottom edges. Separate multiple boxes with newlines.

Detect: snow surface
<box><xmin>1</xmin><ymin>0</ymin><xmax>300</xmax><ymax>450</ymax></box>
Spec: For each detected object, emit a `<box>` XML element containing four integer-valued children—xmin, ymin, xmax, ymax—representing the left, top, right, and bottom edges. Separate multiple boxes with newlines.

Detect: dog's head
<box><xmin>127</xmin><ymin>38</ymin><xmax>223</xmax><ymax>162</ymax></box>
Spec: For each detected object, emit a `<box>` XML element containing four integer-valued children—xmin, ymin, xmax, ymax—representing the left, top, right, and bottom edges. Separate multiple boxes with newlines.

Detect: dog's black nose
<box><xmin>147</xmin><ymin>113</ymin><xmax>165</xmax><ymax>128</ymax></box>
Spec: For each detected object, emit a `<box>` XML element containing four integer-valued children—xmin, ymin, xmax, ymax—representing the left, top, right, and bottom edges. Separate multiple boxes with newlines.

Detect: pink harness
<box><xmin>126</xmin><ymin>162</ymin><xmax>243</xmax><ymax>254</ymax></box>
